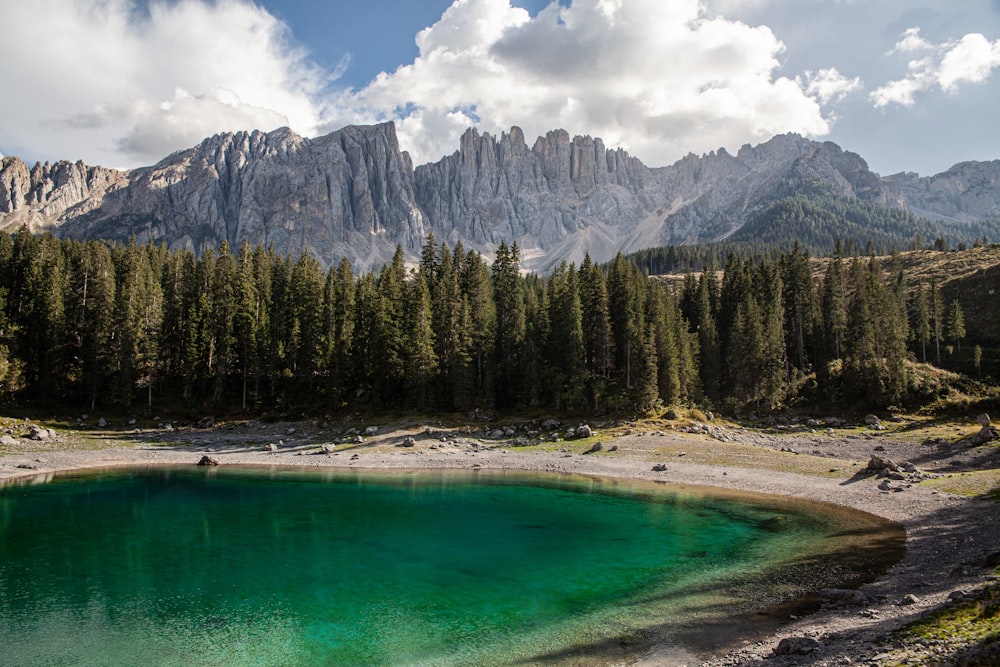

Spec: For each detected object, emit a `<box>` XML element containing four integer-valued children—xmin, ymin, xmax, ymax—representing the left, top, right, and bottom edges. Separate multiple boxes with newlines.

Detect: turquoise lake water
<box><xmin>0</xmin><ymin>467</ymin><xmax>896</xmax><ymax>665</ymax></box>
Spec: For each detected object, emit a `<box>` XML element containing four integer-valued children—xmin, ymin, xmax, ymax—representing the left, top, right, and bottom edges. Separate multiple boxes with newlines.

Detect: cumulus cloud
<box><xmin>1</xmin><ymin>0</ymin><xmax>849</xmax><ymax>169</ymax></box>
<box><xmin>871</xmin><ymin>28</ymin><xmax>1000</xmax><ymax>107</ymax></box>
<box><xmin>0</xmin><ymin>0</ymin><xmax>328</xmax><ymax>167</ymax></box>
<box><xmin>338</xmin><ymin>0</ymin><xmax>840</xmax><ymax>166</ymax></box>
<box><xmin>799</xmin><ymin>68</ymin><xmax>862</xmax><ymax>105</ymax></box>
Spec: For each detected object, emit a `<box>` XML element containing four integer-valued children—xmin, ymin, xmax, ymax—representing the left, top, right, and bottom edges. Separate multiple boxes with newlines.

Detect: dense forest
<box><xmin>0</xmin><ymin>229</ymin><xmax>986</xmax><ymax>417</ymax></box>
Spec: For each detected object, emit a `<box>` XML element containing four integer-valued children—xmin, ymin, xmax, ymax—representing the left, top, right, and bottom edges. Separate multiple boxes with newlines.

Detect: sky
<box><xmin>1</xmin><ymin>0</ymin><xmax>999</xmax><ymax>176</ymax></box>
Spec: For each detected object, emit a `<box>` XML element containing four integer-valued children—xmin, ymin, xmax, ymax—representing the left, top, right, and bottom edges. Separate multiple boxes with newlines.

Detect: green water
<box><xmin>0</xmin><ymin>467</ymin><xmax>886</xmax><ymax>665</ymax></box>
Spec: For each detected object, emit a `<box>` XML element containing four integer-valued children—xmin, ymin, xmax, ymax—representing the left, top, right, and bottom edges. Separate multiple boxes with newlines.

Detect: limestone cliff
<box><xmin>54</xmin><ymin>123</ymin><xmax>426</xmax><ymax>271</ymax></box>
<box><xmin>0</xmin><ymin>157</ymin><xmax>127</xmax><ymax>232</ymax></box>
<box><xmin>1</xmin><ymin>122</ymin><xmax>997</xmax><ymax>272</ymax></box>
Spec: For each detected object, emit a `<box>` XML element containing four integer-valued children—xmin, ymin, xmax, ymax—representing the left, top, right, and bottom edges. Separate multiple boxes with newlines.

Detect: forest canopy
<box><xmin>0</xmin><ymin>229</ymin><xmax>986</xmax><ymax>416</ymax></box>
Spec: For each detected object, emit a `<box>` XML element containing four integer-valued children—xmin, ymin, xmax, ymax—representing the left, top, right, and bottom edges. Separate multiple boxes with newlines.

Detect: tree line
<box><xmin>0</xmin><ymin>230</ymin><xmax>972</xmax><ymax>416</ymax></box>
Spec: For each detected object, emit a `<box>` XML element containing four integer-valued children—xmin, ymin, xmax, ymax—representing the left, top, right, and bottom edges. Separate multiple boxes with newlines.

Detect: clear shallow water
<box><xmin>0</xmin><ymin>467</ymin><xmax>897</xmax><ymax>665</ymax></box>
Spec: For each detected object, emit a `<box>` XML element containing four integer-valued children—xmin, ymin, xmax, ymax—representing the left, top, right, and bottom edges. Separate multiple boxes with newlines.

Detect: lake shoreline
<box><xmin>2</xmin><ymin>418</ymin><xmax>998</xmax><ymax>665</ymax></box>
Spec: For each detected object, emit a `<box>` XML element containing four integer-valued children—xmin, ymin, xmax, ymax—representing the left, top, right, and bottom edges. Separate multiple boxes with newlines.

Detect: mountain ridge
<box><xmin>1</xmin><ymin>123</ymin><xmax>997</xmax><ymax>271</ymax></box>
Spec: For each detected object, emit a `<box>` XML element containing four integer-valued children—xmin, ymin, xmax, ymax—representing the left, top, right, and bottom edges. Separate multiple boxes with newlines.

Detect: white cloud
<box><xmin>800</xmin><ymin>68</ymin><xmax>862</xmax><ymax>104</ymax></box>
<box><xmin>889</xmin><ymin>27</ymin><xmax>933</xmax><ymax>54</ymax></box>
<box><xmin>339</xmin><ymin>0</ymin><xmax>839</xmax><ymax>166</ymax></box>
<box><xmin>0</xmin><ymin>0</ymin><xmax>328</xmax><ymax>167</ymax></box>
<box><xmin>872</xmin><ymin>28</ymin><xmax>1000</xmax><ymax>107</ymax></box>
<box><xmin>1</xmin><ymin>0</ymin><xmax>848</xmax><ymax>170</ymax></box>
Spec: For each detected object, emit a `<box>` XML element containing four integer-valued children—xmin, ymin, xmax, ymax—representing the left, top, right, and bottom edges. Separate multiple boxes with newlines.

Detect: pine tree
<box><xmin>70</xmin><ymin>241</ymin><xmax>116</xmax><ymax>410</ymax></box>
<box><xmin>911</xmin><ymin>283</ymin><xmax>931</xmax><ymax>363</ymax></box>
<box><xmin>779</xmin><ymin>243</ymin><xmax>815</xmax><ymax>372</ymax></box>
<box><xmin>266</xmin><ymin>253</ymin><xmax>291</xmax><ymax>398</ymax></box>
<box><xmin>460</xmin><ymin>248</ymin><xmax>495</xmax><ymax>406</ymax></box>
<box><xmin>324</xmin><ymin>257</ymin><xmax>354</xmax><ymax>405</ymax></box>
<box><xmin>758</xmin><ymin>263</ymin><xmax>788</xmax><ymax>409</ymax></box>
<box><xmin>233</xmin><ymin>241</ymin><xmax>259</xmax><ymax>409</ymax></box>
<box><xmin>545</xmin><ymin>261</ymin><xmax>585</xmax><ymax>410</ymax></box>
<box><xmin>492</xmin><ymin>242</ymin><xmax>526</xmax><ymax>409</ymax></box>
<box><xmin>351</xmin><ymin>272</ymin><xmax>379</xmax><ymax>402</ymax></box>
<box><xmin>372</xmin><ymin>246</ymin><xmax>408</xmax><ymax>405</ymax></box>
<box><xmin>931</xmin><ymin>278</ymin><xmax>943</xmax><ymax>364</ymax></box>
<box><xmin>288</xmin><ymin>250</ymin><xmax>326</xmax><ymax>387</ymax></box>
<box><xmin>946</xmin><ymin>299</ymin><xmax>966</xmax><ymax>351</ymax></box>
<box><xmin>403</xmin><ymin>273</ymin><xmax>437</xmax><ymax>408</ymax></box>
<box><xmin>820</xmin><ymin>253</ymin><xmax>848</xmax><ymax>364</ymax></box>
<box><xmin>430</xmin><ymin>243</ymin><xmax>470</xmax><ymax>409</ymax></box>
<box><xmin>648</xmin><ymin>281</ymin><xmax>681</xmax><ymax>406</ymax></box>
<box><xmin>578</xmin><ymin>254</ymin><xmax>613</xmax><ymax>409</ymax></box>
<box><xmin>522</xmin><ymin>275</ymin><xmax>548</xmax><ymax>408</ymax></box>
<box><xmin>251</xmin><ymin>245</ymin><xmax>274</xmax><ymax>402</ymax></box>
<box><xmin>693</xmin><ymin>271</ymin><xmax>721</xmax><ymax>402</ymax></box>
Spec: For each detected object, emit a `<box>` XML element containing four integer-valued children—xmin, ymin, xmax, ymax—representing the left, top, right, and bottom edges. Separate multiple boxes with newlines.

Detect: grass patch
<box><xmin>881</xmin><ymin>579</ymin><xmax>1000</xmax><ymax>666</ymax></box>
<box><xmin>922</xmin><ymin>469</ymin><xmax>1000</xmax><ymax>499</ymax></box>
<box><xmin>646</xmin><ymin>440</ymin><xmax>858</xmax><ymax>478</ymax></box>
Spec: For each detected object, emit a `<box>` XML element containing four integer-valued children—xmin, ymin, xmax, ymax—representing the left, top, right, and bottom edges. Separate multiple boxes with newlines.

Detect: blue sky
<box><xmin>2</xmin><ymin>0</ymin><xmax>999</xmax><ymax>176</ymax></box>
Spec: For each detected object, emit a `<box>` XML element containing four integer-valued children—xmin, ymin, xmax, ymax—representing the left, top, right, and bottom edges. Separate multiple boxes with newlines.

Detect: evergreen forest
<box><xmin>0</xmin><ymin>228</ymin><xmax>991</xmax><ymax>418</ymax></box>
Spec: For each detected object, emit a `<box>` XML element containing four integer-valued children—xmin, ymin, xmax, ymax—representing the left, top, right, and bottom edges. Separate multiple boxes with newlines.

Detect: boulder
<box><xmin>866</xmin><ymin>455</ymin><xmax>898</xmax><ymax>474</ymax></box>
<box><xmin>651</xmin><ymin>463</ymin><xmax>669</xmax><ymax>472</ymax></box>
<box><xmin>320</xmin><ymin>444</ymin><xmax>335</xmax><ymax>454</ymax></box>
<box><xmin>576</xmin><ymin>424</ymin><xmax>593</xmax><ymax>439</ymax></box>
<box><xmin>266</xmin><ymin>443</ymin><xmax>278</xmax><ymax>453</ymax></box>
<box><xmin>0</xmin><ymin>434</ymin><xmax>18</xmax><ymax>446</ymax></box>
<box><xmin>27</xmin><ymin>425</ymin><xmax>52</xmax><ymax>440</ymax></box>
<box><xmin>540</xmin><ymin>418</ymin><xmax>561</xmax><ymax>430</ymax></box>
<box><xmin>820</xmin><ymin>588</ymin><xmax>871</xmax><ymax>605</ymax></box>
<box><xmin>971</xmin><ymin>413</ymin><xmax>998</xmax><ymax>444</ymax></box>
<box><xmin>583</xmin><ymin>441</ymin><xmax>603</xmax><ymax>454</ymax></box>
<box><xmin>197</xmin><ymin>456</ymin><xmax>220</xmax><ymax>466</ymax></box>
<box><xmin>773</xmin><ymin>637</ymin><xmax>820</xmax><ymax>655</ymax></box>
<box><xmin>401</xmin><ymin>437</ymin><xmax>416</xmax><ymax>448</ymax></box>
<box><xmin>364</xmin><ymin>426</ymin><xmax>379</xmax><ymax>436</ymax></box>
<box><xmin>98</xmin><ymin>417</ymin><xmax>108</xmax><ymax>428</ymax></box>
<box><xmin>196</xmin><ymin>416</ymin><xmax>215</xmax><ymax>429</ymax></box>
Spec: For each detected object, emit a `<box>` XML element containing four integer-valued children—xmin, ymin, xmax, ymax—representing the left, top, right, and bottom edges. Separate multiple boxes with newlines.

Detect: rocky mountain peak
<box><xmin>1</xmin><ymin>122</ymin><xmax>997</xmax><ymax>272</ymax></box>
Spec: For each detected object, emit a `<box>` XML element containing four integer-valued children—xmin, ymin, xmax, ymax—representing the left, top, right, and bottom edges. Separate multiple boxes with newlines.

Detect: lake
<box><xmin>0</xmin><ymin>466</ymin><xmax>902</xmax><ymax>665</ymax></box>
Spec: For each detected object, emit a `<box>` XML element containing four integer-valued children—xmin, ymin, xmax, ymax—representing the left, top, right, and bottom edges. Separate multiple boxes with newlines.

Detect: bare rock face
<box><xmin>0</xmin><ymin>157</ymin><xmax>127</xmax><ymax>232</ymax></box>
<box><xmin>414</xmin><ymin>126</ymin><xmax>658</xmax><ymax>272</ymax></box>
<box><xmin>54</xmin><ymin>123</ymin><xmax>427</xmax><ymax>272</ymax></box>
<box><xmin>2</xmin><ymin>122</ymin><xmax>998</xmax><ymax>273</ymax></box>
<box><xmin>885</xmin><ymin>160</ymin><xmax>1000</xmax><ymax>222</ymax></box>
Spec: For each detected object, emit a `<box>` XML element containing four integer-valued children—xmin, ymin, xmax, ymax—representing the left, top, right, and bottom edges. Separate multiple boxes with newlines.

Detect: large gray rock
<box><xmin>773</xmin><ymin>637</ymin><xmax>820</xmax><ymax>655</ymax></box>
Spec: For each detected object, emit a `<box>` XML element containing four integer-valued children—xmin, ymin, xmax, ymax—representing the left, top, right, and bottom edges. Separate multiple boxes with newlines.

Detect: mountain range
<box><xmin>1</xmin><ymin>122</ymin><xmax>998</xmax><ymax>272</ymax></box>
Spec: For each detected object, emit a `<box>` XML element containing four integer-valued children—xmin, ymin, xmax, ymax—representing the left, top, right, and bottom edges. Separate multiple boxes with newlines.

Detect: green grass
<box><xmin>879</xmin><ymin>578</ymin><xmax>1000</xmax><ymax>666</ymax></box>
<box><xmin>922</xmin><ymin>469</ymin><xmax>1000</xmax><ymax>499</ymax></box>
